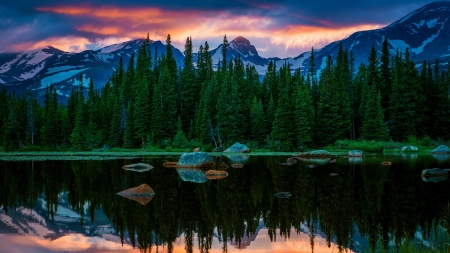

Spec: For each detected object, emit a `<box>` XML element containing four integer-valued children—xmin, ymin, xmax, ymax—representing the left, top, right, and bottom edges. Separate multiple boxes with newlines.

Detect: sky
<box><xmin>0</xmin><ymin>0</ymin><xmax>437</xmax><ymax>58</ymax></box>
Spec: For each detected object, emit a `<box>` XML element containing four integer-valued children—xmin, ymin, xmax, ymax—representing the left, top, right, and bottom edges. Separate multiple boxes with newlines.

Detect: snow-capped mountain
<box><xmin>206</xmin><ymin>36</ymin><xmax>311</xmax><ymax>74</ymax></box>
<box><xmin>1</xmin><ymin>1</ymin><xmax>450</xmax><ymax>101</ymax></box>
<box><xmin>0</xmin><ymin>39</ymin><xmax>184</xmax><ymax>102</ymax></box>
<box><xmin>309</xmin><ymin>1</ymin><xmax>450</xmax><ymax>74</ymax></box>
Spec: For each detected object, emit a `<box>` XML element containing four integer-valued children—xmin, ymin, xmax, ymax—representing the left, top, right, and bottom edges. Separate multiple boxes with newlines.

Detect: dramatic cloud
<box><xmin>0</xmin><ymin>0</ymin><xmax>435</xmax><ymax>57</ymax></box>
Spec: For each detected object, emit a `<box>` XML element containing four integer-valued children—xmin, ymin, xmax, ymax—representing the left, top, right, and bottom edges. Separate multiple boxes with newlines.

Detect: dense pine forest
<box><xmin>1</xmin><ymin>34</ymin><xmax>450</xmax><ymax>151</ymax></box>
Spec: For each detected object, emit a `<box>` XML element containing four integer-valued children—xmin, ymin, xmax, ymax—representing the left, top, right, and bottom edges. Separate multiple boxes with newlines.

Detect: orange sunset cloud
<box><xmin>32</xmin><ymin>4</ymin><xmax>386</xmax><ymax>57</ymax></box>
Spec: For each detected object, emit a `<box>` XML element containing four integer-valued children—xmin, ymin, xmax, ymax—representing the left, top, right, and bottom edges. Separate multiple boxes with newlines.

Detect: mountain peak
<box><xmin>230</xmin><ymin>36</ymin><xmax>251</xmax><ymax>46</ymax></box>
<box><xmin>42</xmin><ymin>46</ymin><xmax>66</xmax><ymax>54</ymax></box>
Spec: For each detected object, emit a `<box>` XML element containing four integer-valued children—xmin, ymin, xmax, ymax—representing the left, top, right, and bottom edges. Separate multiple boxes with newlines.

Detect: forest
<box><xmin>1</xmin><ymin>34</ymin><xmax>450</xmax><ymax>151</ymax></box>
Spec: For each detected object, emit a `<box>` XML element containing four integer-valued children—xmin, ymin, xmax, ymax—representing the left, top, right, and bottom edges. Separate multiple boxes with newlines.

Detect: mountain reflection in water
<box><xmin>0</xmin><ymin>154</ymin><xmax>449</xmax><ymax>253</ymax></box>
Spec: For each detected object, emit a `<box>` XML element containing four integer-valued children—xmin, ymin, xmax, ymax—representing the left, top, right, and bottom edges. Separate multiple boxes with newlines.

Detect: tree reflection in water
<box><xmin>0</xmin><ymin>154</ymin><xmax>449</xmax><ymax>252</ymax></box>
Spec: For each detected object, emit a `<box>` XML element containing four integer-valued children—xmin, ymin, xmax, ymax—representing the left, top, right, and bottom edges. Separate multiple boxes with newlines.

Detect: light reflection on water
<box><xmin>0</xmin><ymin>154</ymin><xmax>449</xmax><ymax>253</ymax></box>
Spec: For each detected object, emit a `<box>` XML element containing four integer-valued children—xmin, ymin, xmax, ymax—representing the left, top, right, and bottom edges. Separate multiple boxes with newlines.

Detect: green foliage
<box><xmin>361</xmin><ymin>86</ymin><xmax>388</xmax><ymax>141</ymax></box>
<box><xmin>172</xmin><ymin>117</ymin><xmax>189</xmax><ymax>148</ymax></box>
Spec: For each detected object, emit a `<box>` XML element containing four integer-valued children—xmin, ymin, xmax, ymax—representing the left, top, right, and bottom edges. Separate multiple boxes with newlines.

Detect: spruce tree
<box><xmin>379</xmin><ymin>37</ymin><xmax>392</xmax><ymax>119</ymax></box>
<box><xmin>361</xmin><ymin>85</ymin><xmax>388</xmax><ymax>140</ymax></box>
<box><xmin>123</xmin><ymin>102</ymin><xmax>135</xmax><ymax>148</ymax></box>
<box><xmin>294</xmin><ymin>86</ymin><xmax>314</xmax><ymax>149</ymax></box>
<box><xmin>181</xmin><ymin>36</ymin><xmax>197</xmax><ymax>133</ymax></box>
<box><xmin>250</xmin><ymin>97</ymin><xmax>265</xmax><ymax>144</ymax></box>
<box><xmin>172</xmin><ymin>116</ymin><xmax>189</xmax><ymax>148</ymax></box>
<box><xmin>265</xmin><ymin>94</ymin><xmax>276</xmax><ymax>135</ymax></box>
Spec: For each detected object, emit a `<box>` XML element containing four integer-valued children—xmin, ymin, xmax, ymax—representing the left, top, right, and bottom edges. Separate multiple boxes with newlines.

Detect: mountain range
<box><xmin>0</xmin><ymin>1</ymin><xmax>449</xmax><ymax>101</ymax></box>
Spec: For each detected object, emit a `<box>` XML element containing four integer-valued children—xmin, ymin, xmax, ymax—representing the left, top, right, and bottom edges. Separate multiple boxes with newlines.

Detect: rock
<box><xmin>274</xmin><ymin>192</ymin><xmax>291</xmax><ymax>198</ymax></box>
<box><xmin>298</xmin><ymin>150</ymin><xmax>331</xmax><ymax>157</ymax></box>
<box><xmin>280</xmin><ymin>162</ymin><xmax>293</xmax><ymax>166</ymax></box>
<box><xmin>176</xmin><ymin>168</ymin><xmax>208</xmax><ymax>183</ymax></box>
<box><xmin>348</xmin><ymin>157</ymin><xmax>362</xmax><ymax>164</ymax></box>
<box><xmin>305</xmin><ymin>164</ymin><xmax>317</xmax><ymax>168</ymax></box>
<box><xmin>163</xmin><ymin>161</ymin><xmax>178</xmax><ymax>168</ymax></box>
<box><xmin>231</xmin><ymin>163</ymin><xmax>244</xmax><ymax>168</ymax></box>
<box><xmin>287</xmin><ymin>157</ymin><xmax>297</xmax><ymax>163</ymax></box>
<box><xmin>431</xmin><ymin>154</ymin><xmax>450</xmax><ymax>162</ymax></box>
<box><xmin>225</xmin><ymin>154</ymin><xmax>249</xmax><ymax>164</ymax></box>
<box><xmin>431</xmin><ymin>145</ymin><xmax>450</xmax><ymax>154</ymax></box>
<box><xmin>193</xmin><ymin>147</ymin><xmax>200</xmax><ymax>152</ymax></box>
<box><xmin>329</xmin><ymin>173</ymin><xmax>338</xmax><ymax>177</ymax></box>
<box><xmin>205</xmin><ymin>170</ymin><xmax>228</xmax><ymax>178</ymax></box>
<box><xmin>219</xmin><ymin>162</ymin><xmax>228</xmax><ymax>170</ymax></box>
<box><xmin>400</xmin><ymin>146</ymin><xmax>419</xmax><ymax>152</ymax></box>
<box><xmin>328</xmin><ymin>159</ymin><xmax>337</xmax><ymax>163</ymax></box>
<box><xmin>381</xmin><ymin>161</ymin><xmax>392</xmax><ymax>166</ymax></box>
<box><xmin>116</xmin><ymin>184</ymin><xmax>155</xmax><ymax>205</ymax></box>
<box><xmin>122</xmin><ymin>163</ymin><xmax>154</xmax><ymax>172</ymax></box>
<box><xmin>348</xmin><ymin>150</ymin><xmax>363</xmax><ymax>157</ymax></box>
<box><xmin>421</xmin><ymin>168</ymin><xmax>449</xmax><ymax>183</ymax></box>
<box><xmin>223</xmin><ymin>142</ymin><xmax>250</xmax><ymax>153</ymax></box>
<box><xmin>176</xmin><ymin>152</ymin><xmax>215</xmax><ymax>168</ymax></box>
<box><xmin>299</xmin><ymin>157</ymin><xmax>331</xmax><ymax>165</ymax></box>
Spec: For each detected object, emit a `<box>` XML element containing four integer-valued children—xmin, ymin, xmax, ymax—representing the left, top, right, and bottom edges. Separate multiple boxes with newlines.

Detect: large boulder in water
<box><xmin>400</xmin><ymin>146</ymin><xmax>419</xmax><ymax>152</ymax></box>
<box><xmin>223</xmin><ymin>142</ymin><xmax>250</xmax><ymax>153</ymax></box>
<box><xmin>298</xmin><ymin>150</ymin><xmax>331</xmax><ymax>157</ymax></box>
<box><xmin>116</xmin><ymin>184</ymin><xmax>155</xmax><ymax>205</ymax></box>
<box><xmin>348</xmin><ymin>150</ymin><xmax>363</xmax><ymax>157</ymax></box>
<box><xmin>176</xmin><ymin>152</ymin><xmax>215</xmax><ymax>168</ymax></box>
<box><xmin>421</xmin><ymin>168</ymin><xmax>449</xmax><ymax>183</ymax></box>
<box><xmin>431</xmin><ymin>145</ymin><xmax>450</xmax><ymax>154</ymax></box>
<box><xmin>176</xmin><ymin>168</ymin><xmax>208</xmax><ymax>183</ymax></box>
<box><xmin>122</xmin><ymin>163</ymin><xmax>153</xmax><ymax>172</ymax></box>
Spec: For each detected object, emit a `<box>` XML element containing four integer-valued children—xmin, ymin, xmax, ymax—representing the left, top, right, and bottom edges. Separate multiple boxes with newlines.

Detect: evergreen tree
<box><xmin>123</xmin><ymin>102</ymin><xmax>135</xmax><ymax>148</ymax></box>
<box><xmin>41</xmin><ymin>85</ymin><xmax>59</xmax><ymax>148</ymax></box>
<box><xmin>265</xmin><ymin>94</ymin><xmax>276</xmax><ymax>135</ymax></box>
<box><xmin>294</xmin><ymin>86</ymin><xmax>314</xmax><ymax>149</ymax></box>
<box><xmin>250</xmin><ymin>97</ymin><xmax>265</xmax><ymax>144</ymax></box>
<box><xmin>181</xmin><ymin>36</ymin><xmax>197</xmax><ymax>133</ymax></box>
<box><xmin>109</xmin><ymin>97</ymin><xmax>122</xmax><ymax>147</ymax></box>
<box><xmin>379</xmin><ymin>37</ymin><xmax>392</xmax><ymax>119</ymax></box>
<box><xmin>172</xmin><ymin>116</ymin><xmax>189</xmax><ymax>148</ymax></box>
<box><xmin>361</xmin><ymin>85</ymin><xmax>388</xmax><ymax>140</ymax></box>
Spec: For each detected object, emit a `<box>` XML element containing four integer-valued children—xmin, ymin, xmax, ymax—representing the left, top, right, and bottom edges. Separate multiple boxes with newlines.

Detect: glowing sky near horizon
<box><xmin>0</xmin><ymin>0</ymin><xmax>437</xmax><ymax>58</ymax></box>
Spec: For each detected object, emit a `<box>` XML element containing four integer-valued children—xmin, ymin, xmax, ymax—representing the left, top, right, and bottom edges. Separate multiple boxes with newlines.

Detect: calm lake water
<box><xmin>1</xmin><ymin>154</ymin><xmax>450</xmax><ymax>253</ymax></box>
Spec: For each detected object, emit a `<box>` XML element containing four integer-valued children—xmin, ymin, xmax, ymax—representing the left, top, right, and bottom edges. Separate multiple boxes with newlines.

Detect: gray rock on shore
<box><xmin>431</xmin><ymin>145</ymin><xmax>450</xmax><ymax>154</ymax></box>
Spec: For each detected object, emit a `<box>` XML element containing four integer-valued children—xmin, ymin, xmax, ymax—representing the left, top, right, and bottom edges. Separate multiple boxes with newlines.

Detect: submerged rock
<box><xmin>400</xmin><ymin>146</ymin><xmax>419</xmax><ymax>152</ymax></box>
<box><xmin>219</xmin><ymin>162</ymin><xmax>229</xmax><ymax>170</ymax></box>
<box><xmin>431</xmin><ymin>145</ymin><xmax>450</xmax><ymax>154</ymax></box>
<box><xmin>163</xmin><ymin>161</ymin><xmax>178</xmax><ymax>168</ymax></box>
<box><xmin>348</xmin><ymin>150</ymin><xmax>363</xmax><ymax>157</ymax></box>
<box><xmin>231</xmin><ymin>163</ymin><xmax>244</xmax><ymax>168</ymax></box>
<box><xmin>299</xmin><ymin>157</ymin><xmax>331</xmax><ymax>165</ymax></box>
<box><xmin>223</xmin><ymin>142</ymin><xmax>250</xmax><ymax>153</ymax></box>
<box><xmin>274</xmin><ymin>192</ymin><xmax>291</xmax><ymax>198</ymax></box>
<box><xmin>116</xmin><ymin>184</ymin><xmax>155</xmax><ymax>205</ymax></box>
<box><xmin>176</xmin><ymin>152</ymin><xmax>215</xmax><ymax>168</ymax></box>
<box><xmin>176</xmin><ymin>168</ymin><xmax>208</xmax><ymax>183</ymax></box>
<box><xmin>225</xmin><ymin>154</ymin><xmax>249</xmax><ymax>164</ymax></box>
<box><xmin>122</xmin><ymin>163</ymin><xmax>153</xmax><ymax>172</ymax></box>
<box><xmin>205</xmin><ymin>170</ymin><xmax>228</xmax><ymax>179</ymax></box>
<box><xmin>298</xmin><ymin>150</ymin><xmax>331</xmax><ymax>157</ymax></box>
<box><xmin>421</xmin><ymin>168</ymin><xmax>449</xmax><ymax>183</ymax></box>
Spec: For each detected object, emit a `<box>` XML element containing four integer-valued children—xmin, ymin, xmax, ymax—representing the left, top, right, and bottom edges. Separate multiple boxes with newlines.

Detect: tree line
<box><xmin>1</xmin><ymin>35</ymin><xmax>450</xmax><ymax>151</ymax></box>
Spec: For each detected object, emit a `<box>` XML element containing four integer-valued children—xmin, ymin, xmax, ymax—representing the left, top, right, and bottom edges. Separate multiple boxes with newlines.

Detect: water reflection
<box><xmin>0</xmin><ymin>155</ymin><xmax>449</xmax><ymax>252</ymax></box>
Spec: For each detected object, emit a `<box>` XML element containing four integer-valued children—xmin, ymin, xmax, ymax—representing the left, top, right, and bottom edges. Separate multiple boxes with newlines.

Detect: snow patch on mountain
<box><xmin>389</xmin><ymin>39</ymin><xmax>410</xmax><ymax>53</ymax></box>
<box><xmin>99</xmin><ymin>41</ymin><xmax>127</xmax><ymax>53</ymax></box>
<box><xmin>410</xmin><ymin>30</ymin><xmax>440</xmax><ymax>54</ymax></box>
<box><xmin>427</xmin><ymin>18</ymin><xmax>439</xmax><ymax>28</ymax></box>
<box><xmin>47</xmin><ymin>66</ymin><xmax>77</xmax><ymax>74</ymax></box>
<box><xmin>27</xmin><ymin>51</ymin><xmax>52</xmax><ymax>65</ymax></box>
<box><xmin>70</xmin><ymin>73</ymin><xmax>90</xmax><ymax>87</ymax></box>
<box><xmin>20</xmin><ymin>63</ymin><xmax>46</xmax><ymax>80</ymax></box>
<box><xmin>413</xmin><ymin>20</ymin><xmax>426</xmax><ymax>28</ymax></box>
<box><xmin>40</xmin><ymin>68</ymin><xmax>88</xmax><ymax>88</ymax></box>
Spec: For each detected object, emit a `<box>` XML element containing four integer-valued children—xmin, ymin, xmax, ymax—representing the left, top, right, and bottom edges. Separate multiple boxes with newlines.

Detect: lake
<box><xmin>1</xmin><ymin>153</ymin><xmax>449</xmax><ymax>253</ymax></box>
